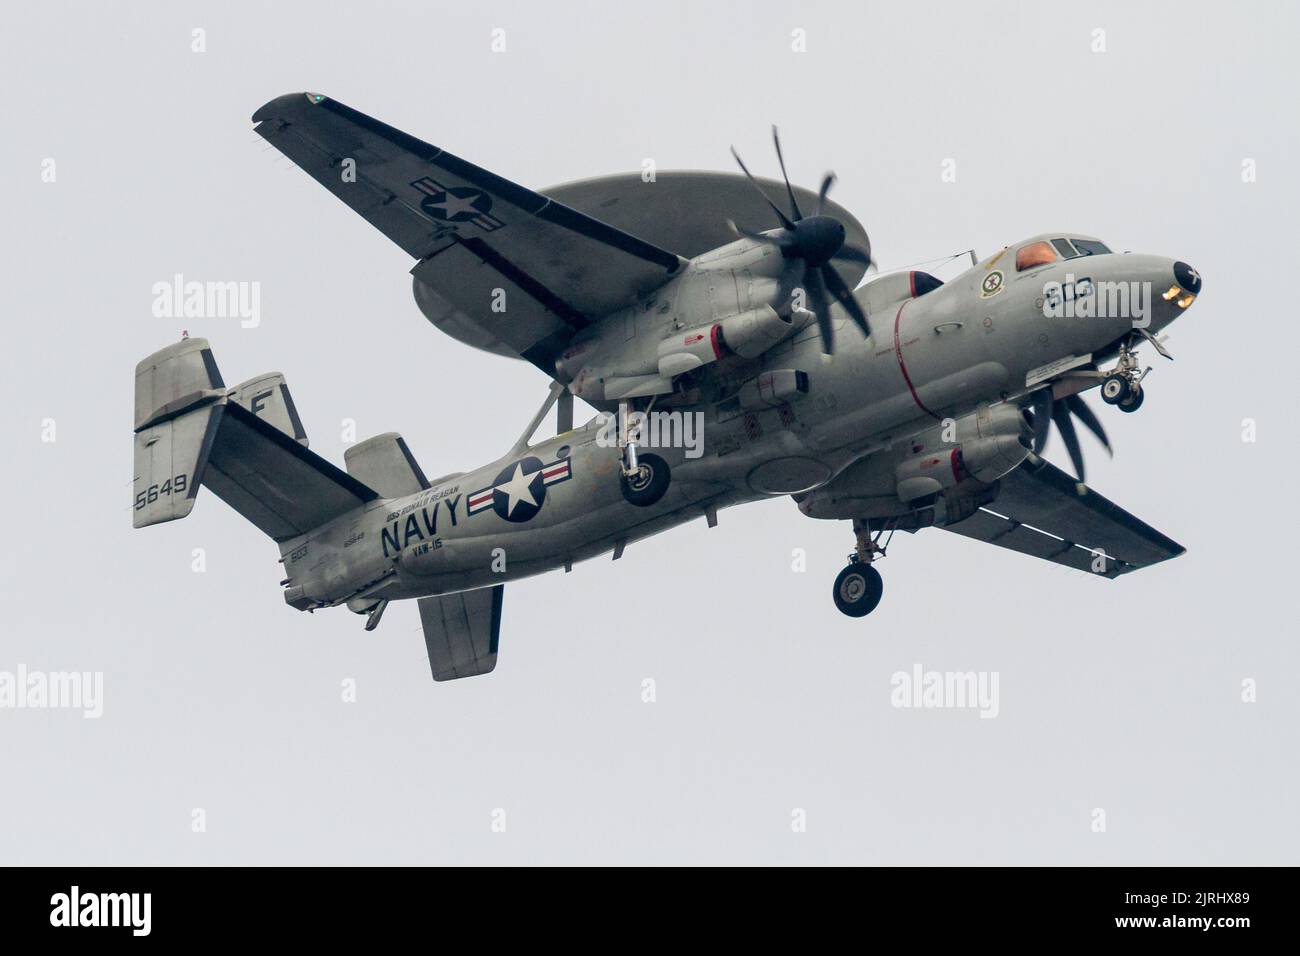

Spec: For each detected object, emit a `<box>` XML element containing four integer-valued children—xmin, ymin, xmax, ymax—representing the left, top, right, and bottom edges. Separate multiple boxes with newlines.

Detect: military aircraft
<box><xmin>132</xmin><ymin>92</ymin><xmax>1196</xmax><ymax>681</ymax></box>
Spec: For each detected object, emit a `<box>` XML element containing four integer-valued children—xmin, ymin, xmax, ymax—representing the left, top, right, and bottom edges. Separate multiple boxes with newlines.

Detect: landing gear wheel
<box><xmin>1100</xmin><ymin>374</ymin><xmax>1131</xmax><ymax>405</ymax></box>
<box><xmin>621</xmin><ymin>453</ymin><xmax>670</xmax><ymax>507</ymax></box>
<box><xmin>833</xmin><ymin>562</ymin><xmax>884</xmax><ymax>618</ymax></box>
<box><xmin>1118</xmin><ymin>386</ymin><xmax>1145</xmax><ymax>413</ymax></box>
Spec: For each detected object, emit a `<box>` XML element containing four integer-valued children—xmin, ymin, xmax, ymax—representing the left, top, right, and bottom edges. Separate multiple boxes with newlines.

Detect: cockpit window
<box><xmin>1051</xmin><ymin>238</ymin><xmax>1077</xmax><ymax>259</ymax></box>
<box><xmin>1015</xmin><ymin>241</ymin><xmax>1058</xmax><ymax>272</ymax></box>
<box><xmin>1071</xmin><ymin>238</ymin><xmax>1112</xmax><ymax>256</ymax></box>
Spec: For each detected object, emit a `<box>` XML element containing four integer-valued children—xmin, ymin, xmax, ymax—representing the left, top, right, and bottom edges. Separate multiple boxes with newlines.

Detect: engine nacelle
<box><xmin>895</xmin><ymin>403</ymin><xmax>1030</xmax><ymax>501</ymax></box>
<box><xmin>958</xmin><ymin>433</ymin><xmax>1031</xmax><ymax>483</ymax></box>
<box><xmin>657</xmin><ymin>306</ymin><xmax>803</xmax><ymax>377</ymax></box>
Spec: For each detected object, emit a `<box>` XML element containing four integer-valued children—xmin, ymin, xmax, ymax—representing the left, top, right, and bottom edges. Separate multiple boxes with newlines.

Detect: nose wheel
<box><xmin>833</xmin><ymin>518</ymin><xmax>888</xmax><ymax>618</ymax></box>
<box><xmin>1117</xmin><ymin>385</ymin><xmax>1145</xmax><ymax>413</ymax></box>
<box><xmin>1099</xmin><ymin>334</ymin><xmax>1164</xmax><ymax>412</ymax></box>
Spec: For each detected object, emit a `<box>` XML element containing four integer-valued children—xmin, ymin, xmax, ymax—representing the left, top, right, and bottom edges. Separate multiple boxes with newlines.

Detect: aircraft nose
<box><xmin>1173</xmin><ymin>261</ymin><xmax>1202</xmax><ymax>295</ymax></box>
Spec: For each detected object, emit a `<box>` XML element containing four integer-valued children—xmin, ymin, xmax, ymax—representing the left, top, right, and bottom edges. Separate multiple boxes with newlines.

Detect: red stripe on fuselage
<box><xmin>893</xmin><ymin>300</ymin><xmax>941</xmax><ymax>420</ymax></box>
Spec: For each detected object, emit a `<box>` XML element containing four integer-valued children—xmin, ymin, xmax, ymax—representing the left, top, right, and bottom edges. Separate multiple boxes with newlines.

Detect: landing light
<box><xmin>1162</xmin><ymin>285</ymin><xmax>1182</xmax><ymax>302</ymax></box>
<box><xmin>1177</xmin><ymin>293</ymin><xmax>1196</xmax><ymax>309</ymax></box>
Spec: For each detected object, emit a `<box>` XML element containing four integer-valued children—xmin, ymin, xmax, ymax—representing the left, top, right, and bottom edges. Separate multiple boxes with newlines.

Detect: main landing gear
<box><xmin>833</xmin><ymin>519</ymin><xmax>888</xmax><ymax>617</ymax></box>
<box><xmin>619</xmin><ymin>403</ymin><xmax>670</xmax><ymax>507</ymax></box>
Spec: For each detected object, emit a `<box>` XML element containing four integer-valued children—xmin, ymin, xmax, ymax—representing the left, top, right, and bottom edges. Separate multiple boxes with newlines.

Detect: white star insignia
<box><xmin>497</xmin><ymin>463</ymin><xmax>539</xmax><ymax>516</ymax></box>
<box><xmin>432</xmin><ymin>191</ymin><xmax>483</xmax><ymax>219</ymax></box>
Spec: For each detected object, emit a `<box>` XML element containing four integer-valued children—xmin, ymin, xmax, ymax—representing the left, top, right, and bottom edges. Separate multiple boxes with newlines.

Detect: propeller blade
<box><xmin>804</xmin><ymin>268</ymin><xmax>835</xmax><ymax>354</ymax></box>
<box><xmin>1064</xmin><ymin>394</ymin><xmax>1111</xmax><ymax>455</ymax></box>
<box><xmin>1030</xmin><ymin>390</ymin><xmax>1053</xmax><ymax>454</ymax></box>
<box><xmin>832</xmin><ymin>245</ymin><xmax>872</xmax><ymax>268</ymax></box>
<box><xmin>814</xmin><ymin>172</ymin><xmax>836</xmax><ymax>216</ymax></box>
<box><xmin>1051</xmin><ymin>401</ymin><xmax>1086</xmax><ymax>483</ymax></box>
<box><xmin>774</xmin><ymin>258</ymin><xmax>807</xmax><ymax>312</ymax></box>
<box><xmin>820</xmin><ymin>263</ymin><xmax>872</xmax><ymax>340</ymax></box>
<box><xmin>727</xmin><ymin>219</ymin><xmax>792</xmax><ymax>248</ymax></box>
<box><xmin>730</xmin><ymin>146</ymin><xmax>795</xmax><ymax>229</ymax></box>
<box><xmin>770</xmin><ymin>126</ymin><xmax>803</xmax><ymax>222</ymax></box>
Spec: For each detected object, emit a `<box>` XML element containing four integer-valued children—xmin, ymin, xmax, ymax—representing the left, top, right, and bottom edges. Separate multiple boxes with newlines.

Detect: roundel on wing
<box><xmin>420</xmin><ymin>186</ymin><xmax>493</xmax><ymax>222</ymax></box>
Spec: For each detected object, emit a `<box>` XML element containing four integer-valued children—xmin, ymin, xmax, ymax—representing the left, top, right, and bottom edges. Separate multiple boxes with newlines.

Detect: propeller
<box><xmin>729</xmin><ymin>127</ymin><xmax>875</xmax><ymax>354</ymax></box>
<box><xmin>1026</xmin><ymin>389</ymin><xmax>1111</xmax><ymax>485</ymax></box>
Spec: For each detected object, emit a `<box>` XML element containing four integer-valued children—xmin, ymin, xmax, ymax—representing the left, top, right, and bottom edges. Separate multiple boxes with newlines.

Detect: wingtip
<box><xmin>252</xmin><ymin>91</ymin><xmax>328</xmax><ymax>123</ymax></box>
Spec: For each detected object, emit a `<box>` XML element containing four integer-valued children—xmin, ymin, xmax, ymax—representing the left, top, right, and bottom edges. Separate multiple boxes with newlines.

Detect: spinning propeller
<box><xmin>1026</xmin><ymin>389</ymin><xmax>1111</xmax><ymax>484</ymax></box>
<box><xmin>729</xmin><ymin>128</ymin><xmax>875</xmax><ymax>354</ymax></box>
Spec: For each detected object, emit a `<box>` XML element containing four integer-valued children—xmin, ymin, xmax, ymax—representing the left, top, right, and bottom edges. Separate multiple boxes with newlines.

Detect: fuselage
<box><xmin>281</xmin><ymin>233</ymin><xmax>1195</xmax><ymax>612</ymax></box>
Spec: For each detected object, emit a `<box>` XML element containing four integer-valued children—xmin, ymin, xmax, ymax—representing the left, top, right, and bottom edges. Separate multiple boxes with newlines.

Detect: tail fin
<box><xmin>133</xmin><ymin>338</ymin><xmax>379</xmax><ymax>541</ymax></box>
<box><xmin>344</xmin><ymin>433</ymin><xmax>430</xmax><ymax>497</ymax></box>
<box><xmin>228</xmin><ymin>372</ymin><xmax>309</xmax><ymax>446</ymax></box>
<box><xmin>133</xmin><ymin>339</ymin><xmax>225</xmax><ymax>528</ymax></box>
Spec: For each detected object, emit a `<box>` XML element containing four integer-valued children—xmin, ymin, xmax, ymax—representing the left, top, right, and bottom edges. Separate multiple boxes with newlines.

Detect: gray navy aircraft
<box><xmin>133</xmin><ymin>92</ymin><xmax>1197</xmax><ymax>681</ymax></box>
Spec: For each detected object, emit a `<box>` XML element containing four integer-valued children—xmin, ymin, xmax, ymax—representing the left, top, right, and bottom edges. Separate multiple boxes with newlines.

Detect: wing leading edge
<box><xmin>941</xmin><ymin>456</ymin><xmax>1185</xmax><ymax>577</ymax></box>
<box><xmin>252</xmin><ymin>92</ymin><xmax>686</xmax><ymax>374</ymax></box>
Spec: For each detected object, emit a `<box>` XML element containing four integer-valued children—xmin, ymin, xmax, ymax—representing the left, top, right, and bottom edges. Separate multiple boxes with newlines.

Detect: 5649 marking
<box><xmin>134</xmin><ymin>473</ymin><xmax>187</xmax><ymax>510</ymax></box>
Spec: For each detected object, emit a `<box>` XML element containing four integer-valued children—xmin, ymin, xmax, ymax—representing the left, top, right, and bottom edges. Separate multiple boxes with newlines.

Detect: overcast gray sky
<box><xmin>2</xmin><ymin>0</ymin><xmax>1296</xmax><ymax>864</ymax></box>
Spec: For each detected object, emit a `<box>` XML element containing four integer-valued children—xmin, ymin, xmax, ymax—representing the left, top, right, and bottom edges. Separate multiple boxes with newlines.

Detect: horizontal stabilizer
<box><xmin>202</xmin><ymin>403</ymin><xmax>378</xmax><ymax>542</ymax></box>
<box><xmin>941</xmin><ymin>456</ymin><xmax>1185</xmax><ymax>577</ymax></box>
<box><xmin>345</xmin><ymin>433</ymin><xmax>429</xmax><ymax>498</ymax></box>
<box><xmin>418</xmin><ymin>586</ymin><xmax>504</xmax><ymax>682</ymax></box>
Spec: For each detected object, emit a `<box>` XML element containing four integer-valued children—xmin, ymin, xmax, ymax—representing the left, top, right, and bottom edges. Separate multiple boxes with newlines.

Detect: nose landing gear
<box><xmin>1099</xmin><ymin>336</ymin><xmax>1161</xmax><ymax>413</ymax></box>
<box><xmin>833</xmin><ymin>519</ymin><xmax>888</xmax><ymax>617</ymax></box>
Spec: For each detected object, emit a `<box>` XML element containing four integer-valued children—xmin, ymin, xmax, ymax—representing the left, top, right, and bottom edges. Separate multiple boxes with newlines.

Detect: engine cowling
<box><xmin>894</xmin><ymin>404</ymin><xmax>1030</xmax><ymax>501</ymax></box>
<box><xmin>657</xmin><ymin>305</ymin><xmax>806</xmax><ymax>377</ymax></box>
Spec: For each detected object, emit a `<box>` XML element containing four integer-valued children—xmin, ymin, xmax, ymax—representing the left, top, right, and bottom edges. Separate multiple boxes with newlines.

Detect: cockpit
<box><xmin>1015</xmin><ymin>236</ymin><xmax>1113</xmax><ymax>272</ymax></box>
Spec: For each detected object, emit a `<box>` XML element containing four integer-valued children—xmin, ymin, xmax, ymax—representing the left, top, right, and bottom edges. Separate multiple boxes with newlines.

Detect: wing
<box><xmin>941</xmin><ymin>456</ymin><xmax>1185</xmax><ymax>577</ymax></box>
<box><xmin>252</xmin><ymin>92</ymin><xmax>685</xmax><ymax>375</ymax></box>
<box><xmin>418</xmin><ymin>586</ymin><xmax>504</xmax><ymax>682</ymax></box>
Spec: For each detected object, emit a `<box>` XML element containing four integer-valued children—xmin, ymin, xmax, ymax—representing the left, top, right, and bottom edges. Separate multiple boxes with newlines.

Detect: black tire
<box><xmin>1100</xmin><ymin>374</ymin><xmax>1131</xmax><ymax>405</ymax></box>
<box><xmin>832</xmin><ymin>562</ymin><xmax>884</xmax><ymax>618</ymax></box>
<box><xmin>1118</xmin><ymin>386</ymin><xmax>1145</xmax><ymax>413</ymax></box>
<box><xmin>620</xmin><ymin>453</ymin><xmax>670</xmax><ymax>507</ymax></box>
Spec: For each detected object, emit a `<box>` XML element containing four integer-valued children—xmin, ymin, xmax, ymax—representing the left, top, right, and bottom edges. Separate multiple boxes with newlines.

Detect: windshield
<box><xmin>1015</xmin><ymin>241</ymin><xmax>1058</xmax><ymax>271</ymax></box>
<box><xmin>1071</xmin><ymin>238</ymin><xmax>1112</xmax><ymax>256</ymax></box>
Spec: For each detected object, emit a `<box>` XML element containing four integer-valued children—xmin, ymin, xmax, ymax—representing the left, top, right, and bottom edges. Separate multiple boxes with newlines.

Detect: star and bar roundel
<box><xmin>467</xmin><ymin>455</ymin><xmax>573</xmax><ymax>523</ymax></box>
<box><xmin>410</xmin><ymin>177</ymin><xmax>504</xmax><ymax>232</ymax></box>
